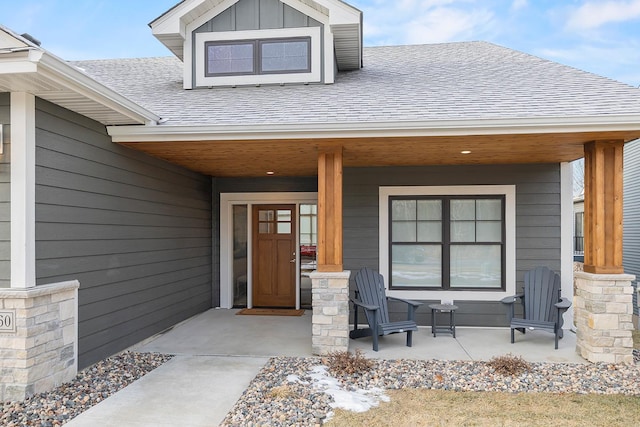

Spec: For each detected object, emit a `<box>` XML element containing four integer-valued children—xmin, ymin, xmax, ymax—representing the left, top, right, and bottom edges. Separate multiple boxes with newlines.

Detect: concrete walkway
<box><xmin>66</xmin><ymin>308</ymin><xmax>583</xmax><ymax>426</ymax></box>
<box><xmin>65</xmin><ymin>355</ymin><xmax>268</xmax><ymax>427</ymax></box>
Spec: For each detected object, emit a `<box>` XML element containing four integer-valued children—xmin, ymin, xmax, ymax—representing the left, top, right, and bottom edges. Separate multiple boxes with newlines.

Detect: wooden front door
<box><xmin>252</xmin><ymin>205</ymin><xmax>297</xmax><ymax>307</ymax></box>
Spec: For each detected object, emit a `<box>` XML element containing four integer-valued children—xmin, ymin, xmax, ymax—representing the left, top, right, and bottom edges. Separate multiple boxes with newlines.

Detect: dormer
<box><xmin>150</xmin><ymin>0</ymin><xmax>362</xmax><ymax>89</ymax></box>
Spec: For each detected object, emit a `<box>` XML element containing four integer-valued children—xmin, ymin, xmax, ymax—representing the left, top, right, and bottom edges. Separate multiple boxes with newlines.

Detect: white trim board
<box><xmin>560</xmin><ymin>162</ymin><xmax>575</xmax><ymax>328</ymax></box>
<box><xmin>219</xmin><ymin>192</ymin><xmax>318</xmax><ymax>309</ymax></box>
<box><xmin>379</xmin><ymin>185</ymin><xmax>517</xmax><ymax>301</ymax></box>
<box><xmin>10</xmin><ymin>92</ymin><xmax>36</xmax><ymax>288</ymax></box>
<box><xmin>108</xmin><ymin>114</ymin><xmax>640</xmax><ymax>142</ymax></box>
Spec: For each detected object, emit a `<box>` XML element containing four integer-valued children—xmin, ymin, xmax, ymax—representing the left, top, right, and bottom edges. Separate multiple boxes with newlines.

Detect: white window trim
<box><xmin>560</xmin><ymin>162</ymin><xmax>575</xmax><ymax>328</ymax></box>
<box><xmin>195</xmin><ymin>27</ymin><xmax>321</xmax><ymax>87</ymax></box>
<box><xmin>379</xmin><ymin>185</ymin><xmax>516</xmax><ymax>301</ymax></box>
<box><xmin>219</xmin><ymin>192</ymin><xmax>318</xmax><ymax>309</ymax></box>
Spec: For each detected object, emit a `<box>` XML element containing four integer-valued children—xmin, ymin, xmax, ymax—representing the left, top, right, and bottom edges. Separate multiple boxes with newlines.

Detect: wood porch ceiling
<box><xmin>118</xmin><ymin>130</ymin><xmax>640</xmax><ymax>177</ymax></box>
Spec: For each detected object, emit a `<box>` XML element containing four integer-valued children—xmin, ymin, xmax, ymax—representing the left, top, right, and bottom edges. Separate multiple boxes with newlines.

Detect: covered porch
<box><xmin>132</xmin><ymin>308</ymin><xmax>585</xmax><ymax>363</ymax></box>
<box><xmin>111</xmin><ymin>122</ymin><xmax>640</xmax><ymax>363</ymax></box>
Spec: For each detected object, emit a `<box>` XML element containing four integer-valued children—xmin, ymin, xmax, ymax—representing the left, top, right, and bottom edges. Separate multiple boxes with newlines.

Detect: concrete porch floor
<box><xmin>66</xmin><ymin>308</ymin><xmax>584</xmax><ymax>426</ymax></box>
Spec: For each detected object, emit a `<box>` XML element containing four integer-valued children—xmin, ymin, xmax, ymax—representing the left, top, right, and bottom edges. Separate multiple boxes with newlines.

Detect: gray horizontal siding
<box><xmin>0</xmin><ymin>93</ymin><xmax>10</xmax><ymax>288</ymax></box>
<box><xmin>212</xmin><ymin>176</ymin><xmax>317</xmax><ymax>307</ymax></box>
<box><xmin>344</xmin><ymin>164</ymin><xmax>561</xmax><ymax>327</ymax></box>
<box><xmin>34</xmin><ymin>98</ymin><xmax>212</xmax><ymax>368</ymax></box>
<box><xmin>385</xmin><ymin>300</ymin><xmax>508</xmax><ymax>328</ymax></box>
<box><xmin>623</xmin><ymin>138</ymin><xmax>640</xmax><ymax>318</ymax></box>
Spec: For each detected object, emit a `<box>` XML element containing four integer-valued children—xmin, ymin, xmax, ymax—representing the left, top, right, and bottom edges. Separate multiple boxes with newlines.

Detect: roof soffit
<box><xmin>0</xmin><ymin>27</ymin><xmax>159</xmax><ymax>125</ymax></box>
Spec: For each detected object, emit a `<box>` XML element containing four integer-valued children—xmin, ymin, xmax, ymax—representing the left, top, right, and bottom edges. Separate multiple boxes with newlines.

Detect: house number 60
<box><xmin>0</xmin><ymin>311</ymin><xmax>15</xmax><ymax>332</ymax></box>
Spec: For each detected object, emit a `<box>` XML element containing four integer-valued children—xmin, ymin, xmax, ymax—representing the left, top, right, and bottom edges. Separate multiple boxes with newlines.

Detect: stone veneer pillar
<box><xmin>309</xmin><ymin>271</ymin><xmax>350</xmax><ymax>354</ymax></box>
<box><xmin>0</xmin><ymin>280</ymin><xmax>79</xmax><ymax>401</ymax></box>
<box><xmin>574</xmin><ymin>271</ymin><xmax>635</xmax><ymax>364</ymax></box>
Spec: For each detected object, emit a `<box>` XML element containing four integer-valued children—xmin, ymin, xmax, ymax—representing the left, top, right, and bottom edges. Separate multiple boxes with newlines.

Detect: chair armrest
<box><xmin>500</xmin><ymin>294</ymin><xmax>524</xmax><ymax>305</ymax></box>
<box><xmin>555</xmin><ymin>298</ymin><xmax>572</xmax><ymax>310</ymax></box>
<box><xmin>350</xmin><ymin>298</ymin><xmax>380</xmax><ymax>312</ymax></box>
<box><xmin>387</xmin><ymin>296</ymin><xmax>422</xmax><ymax>321</ymax></box>
<box><xmin>387</xmin><ymin>296</ymin><xmax>423</xmax><ymax>308</ymax></box>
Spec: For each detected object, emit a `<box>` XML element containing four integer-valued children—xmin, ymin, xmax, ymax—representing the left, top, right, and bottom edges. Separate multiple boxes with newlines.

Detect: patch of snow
<box><xmin>306</xmin><ymin>365</ymin><xmax>389</xmax><ymax>414</ymax></box>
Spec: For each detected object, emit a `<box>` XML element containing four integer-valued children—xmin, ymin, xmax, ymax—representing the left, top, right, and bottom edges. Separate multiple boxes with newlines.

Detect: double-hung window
<box><xmin>389</xmin><ymin>195</ymin><xmax>505</xmax><ymax>290</ymax></box>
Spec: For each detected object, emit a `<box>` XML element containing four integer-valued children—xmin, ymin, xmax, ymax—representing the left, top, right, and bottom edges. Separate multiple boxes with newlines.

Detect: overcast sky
<box><xmin>2</xmin><ymin>0</ymin><xmax>640</xmax><ymax>87</ymax></box>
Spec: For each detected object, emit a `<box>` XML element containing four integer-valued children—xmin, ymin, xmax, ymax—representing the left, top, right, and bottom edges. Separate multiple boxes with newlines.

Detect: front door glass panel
<box><xmin>232</xmin><ymin>205</ymin><xmax>248</xmax><ymax>307</ymax></box>
<box><xmin>299</xmin><ymin>204</ymin><xmax>317</xmax><ymax>308</ymax></box>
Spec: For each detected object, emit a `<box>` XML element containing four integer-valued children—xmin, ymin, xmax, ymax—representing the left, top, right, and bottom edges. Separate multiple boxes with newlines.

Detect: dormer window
<box><xmin>195</xmin><ymin>28</ymin><xmax>320</xmax><ymax>87</ymax></box>
<box><xmin>205</xmin><ymin>41</ymin><xmax>255</xmax><ymax>76</ymax></box>
<box><xmin>205</xmin><ymin>37</ymin><xmax>311</xmax><ymax>77</ymax></box>
<box><xmin>260</xmin><ymin>38</ymin><xmax>310</xmax><ymax>73</ymax></box>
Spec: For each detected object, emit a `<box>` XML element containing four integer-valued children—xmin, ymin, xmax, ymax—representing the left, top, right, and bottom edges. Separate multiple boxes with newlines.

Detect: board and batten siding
<box><xmin>0</xmin><ymin>93</ymin><xmax>9</xmax><ymax>287</ymax></box>
<box><xmin>343</xmin><ymin>164</ymin><xmax>562</xmax><ymax>327</ymax></box>
<box><xmin>195</xmin><ymin>0</ymin><xmax>322</xmax><ymax>33</ymax></box>
<box><xmin>192</xmin><ymin>0</ymin><xmax>324</xmax><ymax>87</ymax></box>
<box><xmin>34</xmin><ymin>98</ymin><xmax>212</xmax><ymax>368</ymax></box>
<box><xmin>623</xmin><ymin>138</ymin><xmax>640</xmax><ymax>320</ymax></box>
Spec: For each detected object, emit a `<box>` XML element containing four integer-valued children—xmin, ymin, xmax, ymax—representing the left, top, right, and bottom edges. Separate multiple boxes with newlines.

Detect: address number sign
<box><xmin>0</xmin><ymin>310</ymin><xmax>16</xmax><ymax>333</ymax></box>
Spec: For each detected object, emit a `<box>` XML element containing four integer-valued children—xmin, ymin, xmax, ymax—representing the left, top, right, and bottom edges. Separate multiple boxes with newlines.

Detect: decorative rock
<box><xmin>0</xmin><ymin>352</ymin><xmax>172</xmax><ymax>426</ymax></box>
<box><xmin>219</xmin><ymin>355</ymin><xmax>640</xmax><ymax>426</ymax></box>
<box><xmin>2</xmin><ymin>350</ymin><xmax>639</xmax><ymax>426</ymax></box>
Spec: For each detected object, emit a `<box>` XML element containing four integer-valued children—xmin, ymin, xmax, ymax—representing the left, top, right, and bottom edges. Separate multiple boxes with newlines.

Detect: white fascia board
<box><xmin>0</xmin><ymin>60</ymin><xmax>38</xmax><ymax>74</ymax></box>
<box><xmin>0</xmin><ymin>49</ymin><xmax>42</xmax><ymax>73</ymax></box>
<box><xmin>314</xmin><ymin>0</ymin><xmax>361</xmax><ymax>25</ymax></box>
<box><xmin>281</xmin><ymin>0</ymin><xmax>329</xmax><ymax>23</ymax></box>
<box><xmin>150</xmin><ymin>0</ymin><xmax>207</xmax><ymax>35</ymax></box>
<box><xmin>107</xmin><ymin>115</ymin><xmax>640</xmax><ymax>142</ymax></box>
<box><xmin>37</xmin><ymin>53</ymin><xmax>160</xmax><ymax>125</ymax></box>
<box><xmin>1</xmin><ymin>48</ymin><xmax>159</xmax><ymax>125</ymax></box>
<box><xmin>153</xmin><ymin>0</ymin><xmax>236</xmax><ymax>37</ymax></box>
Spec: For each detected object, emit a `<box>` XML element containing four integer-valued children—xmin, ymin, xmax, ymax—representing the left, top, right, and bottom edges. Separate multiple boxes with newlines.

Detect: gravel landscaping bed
<box><xmin>221</xmin><ymin>353</ymin><xmax>640</xmax><ymax>427</ymax></box>
<box><xmin>0</xmin><ymin>352</ymin><xmax>173</xmax><ymax>427</ymax></box>
<box><xmin>1</xmin><ymin>350</ymin><xmax>638</xmax><ymax>426</ymax></box>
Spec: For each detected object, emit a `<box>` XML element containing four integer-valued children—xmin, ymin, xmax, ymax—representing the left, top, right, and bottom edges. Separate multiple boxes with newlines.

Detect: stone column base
<box><xmin>309</xmin><ymin>271</ymin><xmax>350</xmax><ymax>355</ymax></box>
<box><xmin>574</xmin><ymin>272</ymin><xmax>635</xmax><ymax>364</ymax></box>
<box><xmin>0</xmin><ymin>280</ymin><xmax>79</xmax><ymax>401</ymax></box>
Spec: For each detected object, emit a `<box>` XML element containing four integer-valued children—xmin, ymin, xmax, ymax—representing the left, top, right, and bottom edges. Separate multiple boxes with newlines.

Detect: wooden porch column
<box><xmin>583</xmin><ymin>140</ymin><xmax>624</xmax><ymax>274</ymax></box>
<box><xmin>317</xmin><ymin>146</ymin><xmax>343</xmax><ymax>272</ymax></box>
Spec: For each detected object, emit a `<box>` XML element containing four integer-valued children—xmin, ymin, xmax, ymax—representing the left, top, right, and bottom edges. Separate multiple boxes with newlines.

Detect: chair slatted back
<box><xmin>354</xmin><ymin>268</ymin><xmax>390</xmax><ymax>325</ymax></box>
<box><xmin>523</xmin><ymin>266</ymin><xmax>561</xmax><ymax>323</ymax></box>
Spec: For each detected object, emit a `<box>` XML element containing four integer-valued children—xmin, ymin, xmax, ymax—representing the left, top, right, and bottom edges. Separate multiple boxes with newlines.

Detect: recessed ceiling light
<box><xmin>266</xmin><ymin>171</ymin><xmax>275</xmax><ymax>175</ymax></box>
<box><xmin>461</xmin><ymin>150</ymin><xmax>472</xmax><ymax>154</ymax></box>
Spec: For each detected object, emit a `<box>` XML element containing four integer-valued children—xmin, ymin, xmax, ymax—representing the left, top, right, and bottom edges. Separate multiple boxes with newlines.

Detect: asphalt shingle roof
<box><xmin>72</xmin><ymin>41</ymin><xmax>640</xmax><ymax>126</ymax></box>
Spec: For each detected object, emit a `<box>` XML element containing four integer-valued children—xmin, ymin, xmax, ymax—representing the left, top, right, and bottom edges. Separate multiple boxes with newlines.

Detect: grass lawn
<box><xmin>325</xmin><ymin>390</ymin><xmax>640</xmax><ymax>427</ymax></box>
<box><xmin>326</xmin><ymin>330</ymin><xmax>640</xmax><ymax>427</ymax></box>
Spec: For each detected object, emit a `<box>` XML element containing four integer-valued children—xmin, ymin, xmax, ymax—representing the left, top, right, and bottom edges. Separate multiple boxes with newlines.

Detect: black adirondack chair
<box><xmin>501</xmin><ymin>266</ymin><xmax>572</xmax><ymax>349</ymax></box>
<box><xmin>350</xmin><ymin>267</ymin><xmax>422</xmax><ymax>351</ymax></box>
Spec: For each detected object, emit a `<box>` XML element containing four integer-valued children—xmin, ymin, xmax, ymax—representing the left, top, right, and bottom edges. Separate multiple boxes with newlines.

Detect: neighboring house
<box><xmin>623</xmin><ymin>138</ymin><xmax>640</xmax><ymax>328</ymax></box>
<box><xmin>1</xmin><ymin>0</ymin><xmax>640</xmax><ymax>400</ymax></box>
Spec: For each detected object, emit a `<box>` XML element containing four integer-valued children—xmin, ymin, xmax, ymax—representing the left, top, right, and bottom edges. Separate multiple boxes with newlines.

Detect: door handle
<box><xmin>290</xmin><ymin>259</ymin><xmax>296</xmax><ymax>263</ymax></box>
